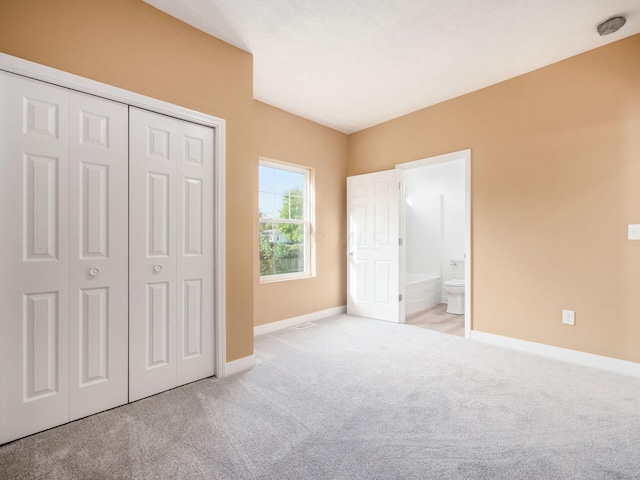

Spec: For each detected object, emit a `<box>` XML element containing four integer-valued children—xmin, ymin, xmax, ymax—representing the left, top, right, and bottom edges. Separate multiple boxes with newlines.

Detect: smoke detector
<box><xmin>597</xmin><ymin>16</ymin><xmax>626</xmax><ymax>36</ymax></box>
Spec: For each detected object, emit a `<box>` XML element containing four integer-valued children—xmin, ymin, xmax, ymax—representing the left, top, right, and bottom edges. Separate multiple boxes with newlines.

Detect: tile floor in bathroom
<box><xmin>405</xmin><ymin>303</ymin><xmax>465</xmax><ymax>337</ymax></box>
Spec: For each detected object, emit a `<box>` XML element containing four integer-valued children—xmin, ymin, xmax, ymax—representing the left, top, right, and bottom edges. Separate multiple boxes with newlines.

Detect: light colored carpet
<box><xmin>1</xmin><ymin>314</ymin><xmax>640</xmax><ymax>479</ymax></box>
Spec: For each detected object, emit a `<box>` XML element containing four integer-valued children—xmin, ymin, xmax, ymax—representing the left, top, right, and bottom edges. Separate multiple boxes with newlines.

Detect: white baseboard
<box><xmin>471</xmin><ymin>330</ymin><xmax>640</xmax><ymax>378</ymax></box>
<box><xmin>224</xmin><ymin>354</ymin><xmax>256</xmax><ymax>377</ymax></box>
<box><xmin>254</xmin><ymin>305</ymin><xmax>347</xmax><ymax>336</ymax></box>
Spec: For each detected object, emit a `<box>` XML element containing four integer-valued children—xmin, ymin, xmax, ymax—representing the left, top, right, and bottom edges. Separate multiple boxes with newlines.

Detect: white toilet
<box><xmin>444</xmin><ymin>260</ymin><xmax>465</xmax><ymax>315</ymax></box>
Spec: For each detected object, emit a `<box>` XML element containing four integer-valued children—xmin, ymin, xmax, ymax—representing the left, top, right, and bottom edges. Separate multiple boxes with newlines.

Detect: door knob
<box><xmin>154</xmin><ymin>265</ymin><xmax>163</xmax><ymax>273</ymax></box>
<box><xmin>349</xmin><ymin>252</ymin><xmax>354</xmax><ymax>256</ymax></box>
<box><xmin>89</xmin><ymin>267</ymin><xmax>100</xmax><ymax>276</ymax></box>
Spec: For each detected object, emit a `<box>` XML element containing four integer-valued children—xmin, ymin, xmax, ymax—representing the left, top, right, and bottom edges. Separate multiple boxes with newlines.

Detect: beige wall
<box><xmin>0</xmin><ymin>0</ymin><xmax>255</xmax><ymax>361</ymax></box>
<box><xmin>349</xmin><ymin>34</ymin><xmax>640</xmax><ymax>363</ymax></box>
<box><xmin>2</xmin><ymin>1</ymin><xmax>639</xmax><ymax>365</ymax></box>
<box><xmin>253</xmin><ymin>101</ymin><xmax>348</xmax><ymax>326</ymax></box>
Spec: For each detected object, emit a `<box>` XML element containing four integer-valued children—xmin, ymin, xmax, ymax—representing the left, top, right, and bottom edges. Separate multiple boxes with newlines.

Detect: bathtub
<box><xmin>405</xmin><ymin>274</ymin><xmax>441</xmax><ymax>316</ymax></box>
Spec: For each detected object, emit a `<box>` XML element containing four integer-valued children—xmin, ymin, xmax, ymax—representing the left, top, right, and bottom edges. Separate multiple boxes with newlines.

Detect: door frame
<box><xmin>0</xmin><ymin>53</ymin><xmax>228</xmax><ymax>377</ymax></box>
<box><xmin>396</xmin><ymin>149</ymin><xmax>472</xmax><ymax>339</ymax></box>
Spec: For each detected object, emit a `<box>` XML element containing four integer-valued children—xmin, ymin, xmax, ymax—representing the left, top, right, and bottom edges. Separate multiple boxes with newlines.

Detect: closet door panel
<box><xmin>129</xmin><ymin>107</ymin><xmax>178</xmax><ymax>401</ymax></box>
<box><xmin>176</xmin><ymin>121</ymin><xmax>214</xmax><ymax>386</ymax></box>
<box><xmin>0</xmin><ymin>71</ymin><xmax>70</xmax><ymax>444</ymax></box>
<box><xmin>69</xmin><ymin>92</ymin><xmax>129</xmax><ymax>420</ymax></box>
<box><xmin>129</xmin><ymin>108</ymin><xmax>215</xmax><ymax>401</ymax></box>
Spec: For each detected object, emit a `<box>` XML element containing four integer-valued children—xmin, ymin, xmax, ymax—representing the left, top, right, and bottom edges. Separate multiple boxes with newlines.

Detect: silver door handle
<box><xmin>349</xmin><ymin>252</ymin><xmax>354</xmax><ymax>256</ymax></box>
<box><xmin>154</xmin><ymin>265</ymin><xmax>163</xmax><ymax>273</ymax></box>
<box><xmin>89</xmin><ymin>267</ymin><xmax>100</xmax><ymax>276</ymax></box>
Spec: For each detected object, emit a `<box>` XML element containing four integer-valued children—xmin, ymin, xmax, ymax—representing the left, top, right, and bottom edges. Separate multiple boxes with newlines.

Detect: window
<box><xmin>259</xmin><ymin>159</ymin><xmax>314</xmax><ymax>281</ymax></box>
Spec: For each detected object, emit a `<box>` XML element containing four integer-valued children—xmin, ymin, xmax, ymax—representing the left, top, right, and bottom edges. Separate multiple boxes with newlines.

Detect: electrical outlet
<box><xmin>562</xmin><ymin>310</ymin><xmax>575</xmax><ymax>326</ymax></box>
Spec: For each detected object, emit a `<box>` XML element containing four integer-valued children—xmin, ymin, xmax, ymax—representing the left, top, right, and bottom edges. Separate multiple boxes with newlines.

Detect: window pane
<box><xmin>259</xmin><ymin>222</ymin><xmax>274</xmax><ymax>275</ymax></box>
<box><xmin>259</xmin><ymin>221</ymin><xmax>274</xmax><ymax>237</ymax></box>
<box><xmin>259</xmin><ymin>192</ymin><xmax>276</xmax><ymax>219</ymax></box>
<box><xmin>260</xmin><ymin>221</ymin><xmax>305</xmax><ymax>276</ymax></box>
<box><xmin>278</xmin><ymin>222</ymin><xmax>303</xmax><ymax>244</ymax></box>
<box><xmin>274</xmin><ymin>168</ymin><xmax>290</xmax><ymax>194</ymax></box>
<box><xmin>274</xmin><ymin>191</ymin><xmax>304</xmax><ymax>220</ymax></box>
<box><xmin>259</xmin><ymin>165</ymin><xmax>274</xmax><ymax>194</ymax></box>
<box><xmin>274</xmin><ymin>223</ymin><xmax>304</xmax><ymax>275</ymax></box>
<box><xmin>274</xmin><ymin>193</ymin><xmax>288</xmax><ymax>219</ymax></box>
<box><xmin>289</xmin><ymin>171</ymin><xmax>304</xmax><ymax>192</ymax></box>
<box><xmin>289</xmin><ymin>195</ymin><xmax>304</xmax><ymax>220</ymax></box>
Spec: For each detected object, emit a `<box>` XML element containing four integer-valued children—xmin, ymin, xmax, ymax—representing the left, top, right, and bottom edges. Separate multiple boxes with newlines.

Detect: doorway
<box><xmin>397</xmin><ymin>150</ymin><xmax>471</xmax><ymax>338</ymax></box>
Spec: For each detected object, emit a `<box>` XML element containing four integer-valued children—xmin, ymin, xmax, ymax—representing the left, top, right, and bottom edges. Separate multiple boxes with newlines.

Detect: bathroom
<box><xmin>401</xmin><ymin>155</ymin><xmax>467</xmax><ymax>336</ymax></box>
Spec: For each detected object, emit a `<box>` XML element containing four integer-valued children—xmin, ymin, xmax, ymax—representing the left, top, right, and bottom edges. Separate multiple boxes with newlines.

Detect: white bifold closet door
<box><xmin>68</xmin><ymin>91</ymin><xmax>129</xmax><ymax>420</ymax></box>
<box><xmin>129</xmin><ymin>107</ymin><xmax>214</xmax><ymax>402</ymax></box>
<box><xmin>0</xmin><ymin>71</ymin><xmax>128</xmax><ymax>444</ymax></box>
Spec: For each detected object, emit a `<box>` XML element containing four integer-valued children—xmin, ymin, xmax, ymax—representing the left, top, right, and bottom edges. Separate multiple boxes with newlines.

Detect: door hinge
<box><xmin>399</xmin><ymin>294</ymin><xmax>403</xmax><ymax>302</ymax></box>
<box><xmin>398</xmin><ymin>238</ymin><xmax>403</xmax><ymax>246</ymax></box>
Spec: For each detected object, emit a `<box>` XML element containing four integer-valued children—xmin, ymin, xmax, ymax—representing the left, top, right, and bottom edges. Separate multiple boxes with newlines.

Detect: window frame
<box><xmin>258</xmin><ymin>158</ymin><xmax>315</xmax><ymax>282</ymax></box>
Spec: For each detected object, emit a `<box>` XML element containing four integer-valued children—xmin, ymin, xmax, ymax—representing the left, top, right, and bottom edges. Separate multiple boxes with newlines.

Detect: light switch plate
<box><xmin>628</xmin><ymin>224</ymin><xmax>640</xmax><ymax>240</ymax></box>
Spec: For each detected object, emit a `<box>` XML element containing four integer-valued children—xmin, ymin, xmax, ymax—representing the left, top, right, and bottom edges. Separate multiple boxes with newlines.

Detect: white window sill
<box><xmin>260</xmin><ymin>273</ymin><xmax>315</xmax><ymax>284</ymax></box>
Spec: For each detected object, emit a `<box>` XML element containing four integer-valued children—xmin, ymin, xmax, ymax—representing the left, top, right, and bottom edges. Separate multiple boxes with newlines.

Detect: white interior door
<box><xmin>0</xmin><ymin>72</ymin><xmax>71</xmax><ymax>443</ymax></box>
<box><xmin>347</xmin><ymin>170</ymin><xmax>400</xmax><ymax>322</ymax></box>
<box><xmin>68</xmin><ymin>91</ymin><xmax>129</xmax><ymax>420</ymax></box>
<box><xmin>129</xmin><ymin>107</ymin><xmax>214</xmax><ymax>402</ymax></box>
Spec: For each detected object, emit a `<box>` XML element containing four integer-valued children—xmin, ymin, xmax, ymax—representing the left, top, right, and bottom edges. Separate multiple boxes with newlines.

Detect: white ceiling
<box><xmin>144</xmin><ymin>0</ymin><xmax>640</xmax><ymax>134</ymax></box>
